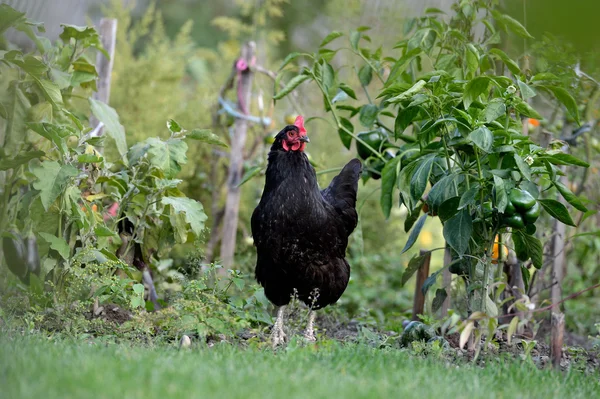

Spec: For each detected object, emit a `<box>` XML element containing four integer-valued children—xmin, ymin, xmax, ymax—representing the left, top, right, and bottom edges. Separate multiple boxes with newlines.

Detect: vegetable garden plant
<box><xmin>275</xmin><ymin>0</ymin><xmax>589</xmax><ymax>344</ymax></box>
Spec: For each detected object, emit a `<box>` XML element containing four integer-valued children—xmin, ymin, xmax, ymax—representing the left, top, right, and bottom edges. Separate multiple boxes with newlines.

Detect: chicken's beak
<box><xmin>299</xmin><ymin>135</ymin><xmax>310</xmax><ymax>143</ymax></box>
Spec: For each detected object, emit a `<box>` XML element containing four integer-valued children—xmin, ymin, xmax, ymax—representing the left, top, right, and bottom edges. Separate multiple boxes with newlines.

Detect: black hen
<box><xmin>251</xmin><ymin>116</ymin><xmax>361</xmax><ymax>345</ymax></box>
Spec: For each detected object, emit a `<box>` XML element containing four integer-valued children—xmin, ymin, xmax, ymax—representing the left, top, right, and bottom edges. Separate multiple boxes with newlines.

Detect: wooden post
<box><xmin>551</xmin><ymin>312</ymin><xmax>564</xmax><ymax>369</ymax></box>
<box><xmin>551</xmin><ymin>145</ymin><xmax>569</xmax><ymax>308</ymax></box>
<box><xmin>90</xmin><ymin>18</ymin><xmax>117</xmax><ymax>137</ymax></box>
<box><xmin>440</xmin><ymin>245</ymin><xmax>452</xmax><ymax>317</ymax></box>
<box><xmin>220</xmin><ymin>42</ymin><xmax>256</xmax><ymax>269</ymax></box>
<box><xmin>412</xmin><ymin>249</ymin><xmax>431</xmax><ymax>321</ymax></box>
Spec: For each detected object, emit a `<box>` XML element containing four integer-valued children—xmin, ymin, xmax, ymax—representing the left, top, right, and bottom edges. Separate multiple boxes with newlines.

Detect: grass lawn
<box><xmin>1</xmin><ymin>334</ymin><xmax>599</xmax><ymax>399</ymax></box>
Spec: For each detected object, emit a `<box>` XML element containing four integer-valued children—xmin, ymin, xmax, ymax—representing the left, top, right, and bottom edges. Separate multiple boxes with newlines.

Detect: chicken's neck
<box><xmin>264</xmin><ymin>150</ymin><xmax>319</xmax><ymax>194</ymax></box>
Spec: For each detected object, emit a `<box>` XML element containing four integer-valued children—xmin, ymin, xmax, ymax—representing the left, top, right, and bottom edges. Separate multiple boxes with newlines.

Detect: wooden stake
<box><xmin>220</xmin><ymin>42</ymin><xmax>256</xmax><ymax>269</ymax></box>
<box><xmin>551</xmin><ymin>312</ymin><xmax>564</xmax><ymax>369</ymax></box>
<box><xmin>412</xmin><ymin>249</ymin><xmax>431</xmax><ymax>321</ymax></box>
<box><xmin>441</xmin><ymin>245</ymin><xmax>452</xmax><ymax>317</ymax></box>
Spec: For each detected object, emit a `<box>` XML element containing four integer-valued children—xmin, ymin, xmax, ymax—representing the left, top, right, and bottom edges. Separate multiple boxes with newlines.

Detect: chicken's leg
<box><xmin>303</xmin><ymin>310</ymin><xmax>317</xmax><ymax>342</ymax></box>
<box><xmin>271</xmin><ymin>306</ymin><xmax>287</xmax><ymax>348</ymax></box>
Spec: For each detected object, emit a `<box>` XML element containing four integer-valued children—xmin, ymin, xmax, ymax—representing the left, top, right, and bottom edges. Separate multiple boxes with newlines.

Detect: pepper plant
<box><xmin>0</xmin><ymin>5</ymin><xmax>225</xmax><ymax>306</ymax></box>
<box><xmin>274</xmin><ymin>0</ymin><xmax>589</xmax><ymax>326</ymax></box>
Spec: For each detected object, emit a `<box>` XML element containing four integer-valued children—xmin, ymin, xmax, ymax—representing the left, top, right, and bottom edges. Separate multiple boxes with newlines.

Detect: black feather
<box><xmin>251</xmin><ymin>129</ymin><xmax>362</xmax><ymax>309</ymax></box>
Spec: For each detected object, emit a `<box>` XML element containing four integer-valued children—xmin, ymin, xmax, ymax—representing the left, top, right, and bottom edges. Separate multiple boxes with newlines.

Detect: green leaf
<box><xmin>465</xmin><ymin>45</ymin><xmax>479</xmax><ymax>76</ymax></box>
<box><xmin>463</xmin><ymin>77</ymin><xmax>490</xmax><ymax>109</ymax></box>
<box><xmin>166</xmin><ymin>119</ymin><xmax>182</xmax><ymax>133</ymax></box>
<box><xmin>3</xmin><ymin>83</ymin><xmax>30</xmax><ymax>152</ymax></box>
<box><xmin>147</xmin><ymin>137</ymin><xmax>188</xmax><ymax>178</ymax></box>
<box><xmin>409</xmin><ymin>154</ymin><xmax>436</xmax><ymax>208</ymax></box>
<box><xmin>488</xmin><ymin>48</ymin><xmax>521</xmax><ymax>75</ymax></box>
<box><xmin>493</xmin><ymin>175</ymin><xmax>508</xmax><ymax>213</ymax></box>
<box><xmin>380</xmin><ymin>157</ymin><xmax>401</xmax><ymax>218</ymax></box>
<box><xmin>358</xmin><ymin>64</ymin><xmax>373</xmax><ymax>87</ymax></box>
<box><xmin>438</xmin><ymin>197</ymin><xmax>461</xmax><ymax>222</ymax></box>
<box><xmin>513</xmin><ymin>231</ymin><xmax>543</xmax><ymax>269</ymax></box>
<box><xmin>394</xmin><ymin>107</ymin><xmax>420</xmax><ymax>139</ymax></box>
<box><xmin>0</xmin><ymin>150</ymin><xmax>44</xmax><ymax>171</ymax></box>
<box><xmin>553</xmin><ymin>181</ymin><xmax>587</xmax><ymax>212</ymax></box>
<box><xmin>496</xmin><ymin>13</ymin><xmax>534</xmax><ymax>39</ymax></box>
<box><xmin>386</xmin><ymin>48</ymin><xmax>422</xmax><ymax>85</ymax></box>
<box><xmin>238</xmin><ymin>166</ymin><xmax>263</xmax><ymax>187</ymax></box>
<box><xmin>387</xmin><ymin>80</ymin><xmax>426</xmax><ymax>104</ymax></box>
<box><xmin>38</xmin><ymin>232</ymin><xmax>70</xmax><ymax>260</ymax></box>
<box><xmin>468</xmin><ymin>126</ymin><xmax>493</xmax><ymax>152</ymax></box>
<box><xmin>517</xmin><ymin>79</ymin><xmax>536</xmax><ymax>100</ymax></box>
<box><xmin>427</xmin><ymin>174</ymin><xmax>461</xmax><ymax>213</ymax></box>
<box><xmin>401</xmin><ymin>214</ymin><xmax>427</xmax><ymax>254</ymax></box>
<box><xmin>538</xmin><ymin>199</ymin><xmax>575</xmax><ymax>226</ymax></box>
<box><xmin>94</xmin><ymin>225</ymin><xmax>118</xmax><ymax>237</ymax></box>
<box><xmin>546</xmin><ymin>153</ymin><xmax>589</xmax><ymax>167</ymax></box>
<box><xmin>350</xmin><ymin>31</ymin><xmax>361</xmax><ymax>50</ymax></box>
<box><xmin>358</xmin><ymin>104</ymin><xmax>379</xmax><ymax>128</ymax></box>
<box><xmin>161</xmin><ymin>197</ymin><xmax>207</xmax><ymax>240</ymax></box>
<box><xmin>484</xmin><ymin>99</ymin><xmax>506</xmax><ymax>123</ymax></box>
<box><xmin>273</xmin><ymin>74</ymin><xmax>310</xmax><ymax>100</ymax></box>
<box><xmin>89</xmin><ymin>99</ymin><xmax>128</xmax><ymax>162</ymax></box>
<box><xmin>432</xmin><ymin>289</ymin><xmax>448</xmax><ymax>313</ymax></box>
<box><xmin>0</xmin><ymin>4</ymin><xmax>26</xmax><ymax>34</ymax></box>
<box><xmin>77</xmin><ymin>154</ymin><xmax>103</xmax><ymax>163</ymax></box>
<box><xmin>36</xmin><ymin>79</ymin><xmax>63</xmax><ymax>107</ymax></box>
<box><xmin>401</xmin><ymin>252</ymin><xmax>429</xmax><ymax>286</ymax></box>
<box><xmin>187</xmin><ymin>129</ymin><xmax>228</xmax><ymax>147</ymax></box>
<box><xmin>458</xmin><ymin>186</ymin><xmax>479</xmax><ymax>210</ymax></box>
<box><xmin>338</xmin><ymin>117</ymin><xmax>353</xmax><ymax>150</ymax></box>
<box><xmin>543</xmin><ymin>86</ymin><xmax>580</xmax><ymax>124</ymax></box>
<box><xmin>514</xmin><ymin>154</ymin><xmax>532</xmax><ymax>181</ymax></box>
<box><xmin>513</xmin><ymin>99</ymin><xmax>542</xmax><ymax>120</ymax></box>
<box><xmin>338</xmin><ymin>83</ymin><xmax>357</xmax><ymax>100</ymax></box>
<box><xmin>320</xmin><ymin>31</ymin><xmax>343</xmax><ymax>47</ymax></box>
<box><xmin>443</xmin><ymin>209</ymin><xmax>472</xmax><ymax>255</ymax></box>
<box><xmin>31</xmin><ymin>161</ymin><xmax>79</xmax><ymax>210</ymax></box>
<box><xmin>278</xmin><ymin>52</ymin><xmax>303</xmax><ymax>71</ymax></box>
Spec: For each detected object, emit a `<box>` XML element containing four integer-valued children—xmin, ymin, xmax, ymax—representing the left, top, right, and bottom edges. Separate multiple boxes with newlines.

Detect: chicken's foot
<box><xmin>271</xmin><ymin>306</ymin><xmax>287</xmax><ymax>348</ymax></box>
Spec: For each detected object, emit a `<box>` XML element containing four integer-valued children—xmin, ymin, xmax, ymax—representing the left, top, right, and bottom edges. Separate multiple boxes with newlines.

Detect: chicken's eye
<box><xmin>287</xmin><ymin>131</ymin><xmax>296</xmax><ymax>138</ymax></box>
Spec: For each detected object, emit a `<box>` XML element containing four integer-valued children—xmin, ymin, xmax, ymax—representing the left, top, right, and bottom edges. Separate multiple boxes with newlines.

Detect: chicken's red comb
<box><xmin>294</xmin><ymin>115</ymin><xmax>306</xmax><ymax>134</ymax></box>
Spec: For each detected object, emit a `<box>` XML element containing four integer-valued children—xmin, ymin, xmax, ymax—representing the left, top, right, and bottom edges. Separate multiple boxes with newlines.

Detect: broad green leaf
<box><xmin>443</xmin><ymin>209</ymin><xmax>472</xmax><ymax>255</ymax></box>
<box><xmin>89</xmin><ymin>98</ymin><xmax>128</xmax><ymax>161</ymax></box>
<box><xmin>147</xmin><ymin>137</ymin><xmax>188</xmax><ymax>178</ymax></box>
<box><xmin>546</xmin><ymin>153</ymin><xmax>589</xmax><ymax>167</ymax></box>
<box><xmin>394</xmin><ymin>106</ymin><xmax>420</xmax><ymax>139</ymax></box>
<box><xmin>278</xmin><ymin>52</ymin><xmax>303</xmax><ymax>71</ymax></box>
<box><xmin>513</xmin><ymin>99</ymin><xmax>542</xmax><ymax>120</ymax></box>
<box><xmin>488</xmin><ymin>48</ymin><xmax>520</xmax><ymax>75</ymax></box>
<box><xmin>432</xmin><ymin>288</ymin><xmax>448</xmax><ymax>312</ymax></box>
<box><xmin>410</xmin><ymin>154</ymin><xmax>436</xmax><ymax>207</ymax></box>
<box><xmin>0</xmin><ymin>4</ymin><xmax>26</xmax><ymax>34</ymax></box>
<box><xmin>238</xmin><ymin>166</ymin><xmax>263</xmax><ymax>187</ymax></box>
<box><xmin>380</xmin><ymin>156</ymin><xmax>401</xmax><ymax>218</ymax></box>
<box><xmin>468</xmin><ymin>126</ymin><xmax>493</xmax><ymax>152</ymax></box>
<box><xmin>38</xmin><ymin>232</ymin><xmax>70</xmax><ymax>260</ymax></box>
<box><xmin>465</xmin><ymin>45</ymin><xmax>479</xmax><ymax>76</ymax></box>
<box><xmin>320</xmin><ymin>31</ymin><xmax>343</xmax><ymax>47</ymax></box>
<box><xmin>512</xmin><ymin>231</ymin><xmax>543</xmax><ymax>268</ymax></box>
<box><xmin>31</xmin><ymin>161</ymin><xmax>79</xmax><ymax>210</ymax></box>
<box><xmin>553</xmin><ymin>181</ymin><xmax>587</xmax><ymax>212</ymax></box>
<box><xmin>458</xmin><ymin>185</ymin><xmax>479</xmax><ymax>210</ymax></box>
<box><xmin>438</xmin><ymin>197</ymin><xmax>461</xmax><ymax>222</ymax></box>
<box><xmin>401</xmin><ymin>214</ymin><xmax>428</xmax><ymax>254</ymax></box>
<box><xmin>273</xmin><ymin>74</ymin><xmax>309</xmax><ymax>100</ymax></box>
<box><xmin>507</xmin><ymin>316</ymin><xmax>519</xmax><ymax>345</ymax></box>
<box><xmin>187</xmin><ymin>129</ymin><xmax>228</xmax><ymax>147</ymax></box>
<box><xmin>463</xmin><ymin>76</ymin><xmax>490</xmax><ymax>109</ymax></box>
<box><xmin>387</xmin><ymin>80</ymin><xmax>426</xmax><ymax>103</ymax></box>
<box><xmin>358</xmin><ymin>64</ymin><xmax>373</xmax><ymax>87</ymax></box>
<box><xmin>77</xmin><ymin>154</ymin><xmax>103</xmax><ymax>163</ymax></box>
<box><xmin>493</xmin><ymin>175</ymin><xmax>508</xmax><ymax>213</ymax></box>
<box><xmin>514</xmin><ymin>154</ymin><xmax>532</xmax><ymax>181</ymax></box>
<box><xmin>338</xmin><ymin>117</ymin><xmax>353</xmax><ymax>149</ymax></box>
<box><xmin>0</xmin><ymin>150</ymin><xmax>44</xmax><ymax>171</ymax></box>
<box><xmin>484</xmin><ymin>99</ymin><xmax>506</xmax><ymax>123</ymax></box>
<box><xmin>543</xmin><ymin>86</ymin><xmax>580</xmax><ymax>124</ymax></box>
<box><xmin>161</xmin><ymin>197</ymin><xmax>208</xmax><ymax>240</ymax></box>
<box><xmin>517</xmin><ymin>79</ymin><xmax>536</xmax><ymax>100</ymax></box>
<box><xmin>386</xmin><ymin>48</ymin><xmax>422</xmax><ymax>85</ymax></box>
<box><xmin>401</xmin><ymin>252</ymin><xmax>429</xmax><ymax>286</ymax></box>
<box><xmin>36</xmin><ymin>79</ymin><xmax>63</xmax><ymax>107</ymax></box>
<box><xmin>166</xmin><ymin>119</ymin><xmax>182</xmax><ymax>133</ymax></box>
<box><xmin>358</xmin><ymin>104</ymin><xmax>379</xmax><ymax>128</ymax></box>
<box><xmin>94</xmin><ymin>225</ymin><xmax>118</xmax><ymax>238</ymax></box>
<box><xmin>427</xmin><ymin>174</ymin><xmax>460</xmax><ymax>213</ymax></box>
<box><xmin>538</xmin><ymin>199</ymin><xmax>575</xmax><ymax>226</ymax></box>
<box><xmin>339</xmin><ymin>83</ymin><xmax>357</xmax><ymax>100</ymax></box>
<box><xmin>3</xmin><ymin>83</ymin><xmax>30</xmax><ymax>152</ymax></box>
<box><xmin>495</xmin><ymin>12</ymin><xmax>534</xmax><ymax>39</ymax></box>
<box><xmin>350</xmin><ymin>30</ymin><xmax>361</xmax><ymax>50</ymax></box>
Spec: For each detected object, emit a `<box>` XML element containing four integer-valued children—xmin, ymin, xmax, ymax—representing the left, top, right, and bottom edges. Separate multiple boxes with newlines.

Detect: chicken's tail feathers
<box><xmin>321</xmin><ymin>158</ymin><xmax>362</xmax><ymax>234</ymax></box>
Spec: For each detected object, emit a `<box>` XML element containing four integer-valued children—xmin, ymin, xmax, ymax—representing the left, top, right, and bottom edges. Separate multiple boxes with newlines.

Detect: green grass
<box><xmin>1</xmin><ymin>335</ymin><xmax>599</xmax><ymax>399</ymax></box>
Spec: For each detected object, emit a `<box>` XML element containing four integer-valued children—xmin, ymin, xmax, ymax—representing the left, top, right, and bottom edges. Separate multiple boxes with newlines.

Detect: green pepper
<box><xmin>504</xmin><ymin>214</ymin><xmax>525</xmax><ymax>229</ymax></box>
<box><xmin>509</xmin><ymin>188</ymin><xmax>536</xmax><ymax>211</ymax></box>
<box><xmin>504</xmin><ymin>200</ymin><xmax>516</xmax><ymax>216</ymax></box>
<box><xmin>525</xmin><ymin>224</ymin><xmax>537</xmax><ymax>235</ymax></box>
<box><xmin>356</xmin><ymin>130</ymin><xmax>388</xmax><ymax>160</ymax></box>
<box><xmin>523</xmin><ymin>202</ymin><xmax>541</xmax><ymax>224</ymax></box>
<box><xmin>2</xmin><ymin>230</ymin><xmax>28</xmax><ymax>283</ymax></box>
